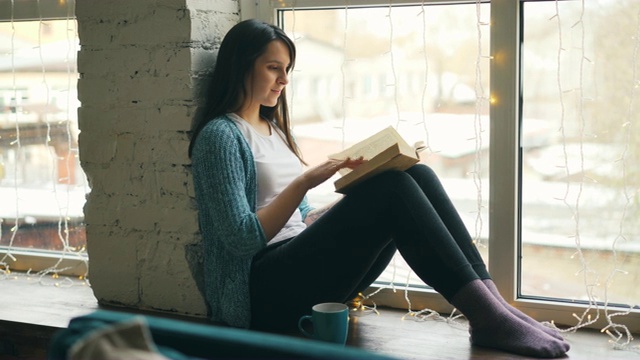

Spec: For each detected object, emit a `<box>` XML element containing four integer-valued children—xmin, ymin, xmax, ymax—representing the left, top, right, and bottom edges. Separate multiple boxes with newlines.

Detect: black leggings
<box><xmin>249</xmin><ymin>164</ymin><xmax>491</xmax><ymax>331</ymax></box>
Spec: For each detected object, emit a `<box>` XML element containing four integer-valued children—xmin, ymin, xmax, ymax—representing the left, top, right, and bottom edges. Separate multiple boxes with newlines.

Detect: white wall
<box><xmin>76</xmin><ymin>0</ymin><xmax>240</xmax><ymax>317</ymax></box>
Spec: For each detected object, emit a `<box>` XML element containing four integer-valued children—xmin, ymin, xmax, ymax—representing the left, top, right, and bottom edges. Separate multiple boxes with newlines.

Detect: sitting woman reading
<box><xmin>189</xmin><ymin>19</ymin><xmax>570</xmax><ymax>358</ymax></box>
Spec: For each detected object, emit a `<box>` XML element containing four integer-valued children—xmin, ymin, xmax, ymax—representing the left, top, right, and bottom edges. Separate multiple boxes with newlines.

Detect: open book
<box><xmin>329</xmin><ymin>126</ymin><xmax>424</xmax><ymax>194</ymax></box>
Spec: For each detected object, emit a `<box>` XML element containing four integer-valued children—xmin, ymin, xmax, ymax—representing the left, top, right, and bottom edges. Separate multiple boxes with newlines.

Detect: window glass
<box><xmin>521</xmin><ymin>0</ymin><xmax>639</xmax><ymax>307</ymax></box>
<box><xmin>279</xmin><ymin>3</ymin><xmax>490</xmax><ymax>287</ymax></box>
<box><xmin>0</xmin><ymin>19</ymin><xmax>86</xmax><ymax>256</ymax></box>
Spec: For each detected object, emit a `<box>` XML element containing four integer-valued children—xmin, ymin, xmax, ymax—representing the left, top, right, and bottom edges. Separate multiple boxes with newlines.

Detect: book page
<box><xmin>333</xmin><ymin>144</ymin><xmax>419</xmax><ymax>193</ymax></box>
<box><xmin>328</xmin><ymin>126</ymin><xmax>411</xmax><ymax>176</ymax></box>
<box><xmin>328</xmin><ymin>126</ymin><xmax>403</xmax><ymax>161</ymax></box>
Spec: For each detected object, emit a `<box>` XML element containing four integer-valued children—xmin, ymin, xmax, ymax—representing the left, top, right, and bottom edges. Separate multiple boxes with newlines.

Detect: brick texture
<box><xmin>77</xmin><ymin>0</ymin><xmax>240</xmax><ymax>317</ymax></box>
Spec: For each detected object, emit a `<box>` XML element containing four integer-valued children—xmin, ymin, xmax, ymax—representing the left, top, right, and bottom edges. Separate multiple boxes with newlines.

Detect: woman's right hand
<box><xmin>300</xmin><ymin>157</ymin><xmax>366</xmax><ymax>190</ymax></box>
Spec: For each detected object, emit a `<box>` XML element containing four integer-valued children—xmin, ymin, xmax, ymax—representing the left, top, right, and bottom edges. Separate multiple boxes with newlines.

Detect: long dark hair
<box><xmin>188</xmin><ymin>19</ymin><xmax>302</xmax><ymax>162</ymax></box>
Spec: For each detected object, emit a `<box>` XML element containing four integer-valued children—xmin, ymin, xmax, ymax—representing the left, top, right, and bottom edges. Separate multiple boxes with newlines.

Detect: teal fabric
<box><xmin>48</xmin><ymin>310</ymin><xmax>398</xmax><ymax>360</ymax></box>
<box><xmin>191</xmin><ymin>115</ymin><xmax>313</xmax><ymax>328</ymax></box>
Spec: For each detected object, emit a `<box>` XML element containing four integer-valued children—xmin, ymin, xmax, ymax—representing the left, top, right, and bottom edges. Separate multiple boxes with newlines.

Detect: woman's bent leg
<box><xmin>405</xmin><ymin>165</ymin><xmax>490</xmax><ymax>279</ymax></box>
<box><xmin>250</xmin><ymin>216</ymin><xmax>397</xmax><ymax>332</ymax></box>
<box><xmin>250</xmin><ymin>169</ymin><xmax>569</xmax><ymax>357</ymax></box>
<box><xmin>405</xmin><ymin>165</ymin><xmax>563</xmax><ymax>339</ymax></box>
<box><xmin>250</xmin><ymin>170</ymin><xmax>480</xmax><ymax>331</ymax></box>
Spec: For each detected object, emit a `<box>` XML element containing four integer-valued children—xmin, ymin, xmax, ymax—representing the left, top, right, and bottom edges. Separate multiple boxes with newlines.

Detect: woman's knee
<box><xmin>364</xmin><ymin>169</ymin><xmax>416</xmax><ymax>191</ymax></box>
<box><xmin>406</xmin><ymin>163</ymin><xmax>437</xmax><ymax>179</ymax></box>
<box><xmin>348</xmin><ymin>168</ymin><xmax>426</xmax><ymax>201</ymax></box>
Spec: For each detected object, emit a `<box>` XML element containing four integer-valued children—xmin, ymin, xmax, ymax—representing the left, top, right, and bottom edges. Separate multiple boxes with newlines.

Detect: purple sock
<box><xmin>482</xmin><ymin>279</ymin><xmax>564</xmax><ymax>340</ymax></box>
<box><xmin>451</xmin><ymin>280</ymin><xmax>570</xmax><ymax>358</ymax></box>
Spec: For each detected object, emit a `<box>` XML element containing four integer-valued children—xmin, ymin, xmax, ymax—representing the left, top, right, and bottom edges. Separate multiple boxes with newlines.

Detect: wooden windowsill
<box><xmin>0</xmin><ymin>273</ymin><xmax>96</xmax><ymax>328</ymax></box>
<box><xmin>1</xmin><ymin>273</ymin><xmax>637</xmax><ymax>360</ymax></box>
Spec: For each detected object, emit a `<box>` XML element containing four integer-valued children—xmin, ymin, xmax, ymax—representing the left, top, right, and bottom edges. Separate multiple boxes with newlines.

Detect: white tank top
<box><xmin>227</xmin><ymin>113</ymin><xmax>307</xmax><ymax>244</ymax></box>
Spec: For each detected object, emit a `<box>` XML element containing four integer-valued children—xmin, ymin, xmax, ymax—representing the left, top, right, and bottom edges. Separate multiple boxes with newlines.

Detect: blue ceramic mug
<box><xmin>298</xmin><ymin>302</ymin><xmax>349</xmax><ymax>345</ymax></box>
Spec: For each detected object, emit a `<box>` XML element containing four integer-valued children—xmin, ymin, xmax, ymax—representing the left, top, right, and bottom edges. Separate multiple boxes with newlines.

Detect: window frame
<box><xmin>0</xmin><ymin>0</ymin><xmax>86</xmax><ymax>277</ymax></box>
<box><xmin>242</xmin><ymin>0</ymin><xmax>640</xmax><ymax>332</ymax></box>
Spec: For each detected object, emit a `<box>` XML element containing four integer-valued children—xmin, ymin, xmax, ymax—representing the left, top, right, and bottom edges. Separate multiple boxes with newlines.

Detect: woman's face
<box><xmin>245</xmin><ymin>40</ymin><xmax>291</xmax><ymax>110</ymax></box>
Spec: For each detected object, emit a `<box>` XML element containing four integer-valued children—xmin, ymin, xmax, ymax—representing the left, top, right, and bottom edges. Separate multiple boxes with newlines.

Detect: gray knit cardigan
<box><xmin>191</xmin><ymin>115</ymin><xmax>313</xmax><ymax>328</ymax></box>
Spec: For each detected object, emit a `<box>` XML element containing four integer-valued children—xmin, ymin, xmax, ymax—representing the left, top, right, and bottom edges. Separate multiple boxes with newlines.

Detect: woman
<box><xmin>189</xmin><ymin>19</ymin><xmax>569</xmax><ymax>358</ymax></box>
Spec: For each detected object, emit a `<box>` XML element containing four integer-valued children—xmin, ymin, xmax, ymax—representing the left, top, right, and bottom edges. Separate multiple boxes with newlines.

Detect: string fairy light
<box><xmin>550</xmin><ymin>0</ymin><xmax>615</xmax><ymax>339</ymax></box>
<box><xmin>348</xmin><ymin>291</ymin><xmax>380</xmax><ymax>316</ymax></box>
<box><xmin>0</xmin><ymin>0</ymin><xmax>21</xmax><ymax>273</ymax></box>
<box><xmin>386</xmin><ymin>0</ymin><xmax>401</xmax><ymax>129</ymax></box>
<box><xmin>471</xmin><ymin>0</ymin><xmax>488</xmax><ymax>249</ymax></box>
<box><xmin>597</xmin><ymin>0</ymin><xmax>640</xmax><ymax>353</ymax></box>
<box><xmin>36</xmin><ymin>0</ymin><xmax>86</xmax><ymax>281</ymax></box>
<box><xmin>0</xmin><ymin>0</ymin><xmax>89</xmax><ymax>285</ymax></box>
<box><xmin>398</xmin><ymin>270</ymin><xmax>466</xmax><ymax>330</ymax></box>
<box><xmin>544</xmin><ymin>0</ymin><xmax>639</xmax><ymax>353</ymax></box>
<box><xmin>416</xmin><ymin>1</ymin><xmax>433</xmax><ymax>158</ymax></box>
<box><xmin>339</xmin><ymin>1</ymin><xmax>350</xmax><ymax>148</ymax></box>
<box><xmin>287</xmin><ymin>0</ymin><xmax>297</xmax><ymax>128</ymax></box>
<box><xmin>389</xmin><ymin>0</ymin><xmax>489</xmax><ymax>327</ymax></box>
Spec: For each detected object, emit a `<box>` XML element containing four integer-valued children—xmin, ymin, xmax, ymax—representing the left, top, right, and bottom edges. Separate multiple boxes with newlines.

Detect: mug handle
<box><xmin>298</xmin><ymin>315</ymin><xmax>314</xmax><ymax>338</ymax></box>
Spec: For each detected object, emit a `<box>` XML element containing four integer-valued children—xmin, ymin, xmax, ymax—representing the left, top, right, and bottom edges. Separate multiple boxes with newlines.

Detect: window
<box><xmin>520</xmin><ymin>0</ymin><xmax>640</xmax><ymax>316</ymax></box>
<box><xmin>244</xmin><ymin>0</ymin><xmax>640</xmax><ymax>335</ymax></box>
<box><xmin>279</xmin><ymin>2</ymin><xmax>491</xmax><ymax>292</ymax></box>
<box><xmin>0</xmin><ymin>0</ymin><xmax>87</xmax><ymax>277</ymax></box>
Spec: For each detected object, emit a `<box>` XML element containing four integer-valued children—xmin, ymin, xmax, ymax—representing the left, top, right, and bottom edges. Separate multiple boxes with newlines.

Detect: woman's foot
<box><xmin>482</xmin><ymin>279</ymin><xmax>564</xmax><ymax>340</ymax></box>
<box><xmin>451</xmin><ymin>280</ymin><xmax>570</xmax><ymax>358</ymax></box>
<box><xmin>469</xmin><ymin>314</ymin><xmax>569</xmax><ymax>358</ymax></box>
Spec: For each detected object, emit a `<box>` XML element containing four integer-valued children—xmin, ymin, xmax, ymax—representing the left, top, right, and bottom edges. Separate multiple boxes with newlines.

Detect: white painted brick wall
<box><xmin>77</xmin><ymin>0</ymin><xmax>240</xmax><ymax>317</ymax></box>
